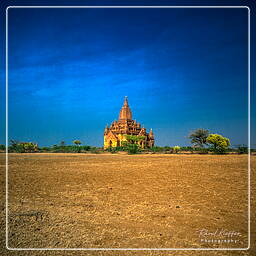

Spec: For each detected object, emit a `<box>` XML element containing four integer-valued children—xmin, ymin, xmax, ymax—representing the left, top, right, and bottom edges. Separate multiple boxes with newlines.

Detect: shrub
<box><xmin>106</xmin><ymin>146</ymin><xmax>124</xmax><ymax>153</ymax></box>
<box><xmin>198</xmin><ymin>148</ymin><xmax>209</xmax><ymax>154</ymax></box>
<box><xmin>40</xmin><ymin>147</ymin><xmax>51</xmax><ymax>152</ymax></box>
<box><xmin>81</xmin><ymin>145</ymin><xmax>91</xmax><ymax>151</ymax></box>
<box><xmin>0</xmin><ymin>144</ymin><xmax>6</xmax><ymax>151</ymax></box>
<box><xmin>126</xmin><ymin>144</ymin><xmax>139</xmax><ymax>154</ymax></box>
<box><xmin>236</xmin><ymin>145</ymin><xmax>248</xmax><ymax>154</ymax></box>
<box><xmin>150</xmin><ymin>146</ymin><xmax>164</xmax><ymax>153</ymax></box>
<box><xmin>173</xmin><ymin>146</ymin><xmax>181</xmax><ymax>153</ymax></box>
<box><xmin>8</xmin><ymin>141</ymin><xmax>38</xmax><ymax>153</ymax></box>
<box><xmin>89</xmin><ymin>147</ymin><xmax>100</xmax><ymax>154</ymax></box>
<box><xmin>180</xmin><ymin>146</ymin><xmax>194</xmax><ymax>153</ymax></box>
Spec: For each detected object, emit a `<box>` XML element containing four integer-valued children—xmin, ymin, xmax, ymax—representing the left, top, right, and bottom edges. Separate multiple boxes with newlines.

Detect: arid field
<box><xmin>0</xmin><ymin>153</ymin><xmax>255</xmax><ymax>256</ymax></box>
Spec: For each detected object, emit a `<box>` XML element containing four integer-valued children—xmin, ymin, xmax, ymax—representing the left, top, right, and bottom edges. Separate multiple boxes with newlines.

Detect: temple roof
<box><xmin>119</xmin><ymin>96</ymin><xmax>132</xmax><ymax>120</ymax></box>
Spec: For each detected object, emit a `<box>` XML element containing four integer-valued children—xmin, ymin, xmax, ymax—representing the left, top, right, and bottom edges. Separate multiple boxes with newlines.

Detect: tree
<box><xmin>125</xmin><ymin>135</ymin><xmax>145</xmax><ymax>144</ymax></box>
<box><xmin>73</xmin><ymin>140</ymin><xmax>81</xmax><ymax>146</ymax></box>
<box><xmin>189</xmin><ymin>129</ymin><xmax>209</xmax><ymax>147</ymax></box>
<box><xmin>173</xmin><ymin>145</ymin><xmax>181</xmax><ymax>153</ymax></box>
<box><xmin>125</xmin><ymin>135</ymin><xmax>146</xmax><ymax>148</ymax></box>
<box><xmin>23</xmin><ymin>142</ymin><xmax>37</xmax><ymax>152</ymax></box>
<box><xmin>9</xmin><ymin>140</ymin><xmax>38</xmax><ymax>153</ymax></box>
<box><xmin>122</xmin><ymin>135</ymin><xmax>146</xmax><ymax>154</ymax></box>
<box><xmin>206</xmin><ymin>134</ymin><xmax>230</xmax><ymax>154</ymax></box>
<box><xmin>60</xmin><ymin>141</ymin><xmax>65</xmax><ymax>146</ymax></box>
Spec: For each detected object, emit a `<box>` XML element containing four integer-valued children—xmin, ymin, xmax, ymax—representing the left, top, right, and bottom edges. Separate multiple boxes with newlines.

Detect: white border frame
<box><xmin>5</xmin><ymin>5</ymin><xmax>251</xmax><ymax>251</ymax></box>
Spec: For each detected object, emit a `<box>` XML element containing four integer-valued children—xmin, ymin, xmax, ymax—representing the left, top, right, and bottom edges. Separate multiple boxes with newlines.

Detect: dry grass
<box><xmin>0</xmin><ymin>153</ymin><xmax>255</xmax><ymax>256</ymax></box>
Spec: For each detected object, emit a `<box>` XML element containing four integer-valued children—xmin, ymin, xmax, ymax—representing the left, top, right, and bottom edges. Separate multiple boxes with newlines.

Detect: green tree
<box><xmin>125</xmin><ymin>135</ymin><xmax>145</xmax><ymax>143</ymax></box>
<box><xmin>173</xmin><ymin>145</ymin><xmax>181</xmax><ymax>153</ymax></box>
<box><xmin>73</xmin><ymin>140</ymin><xmax>81</xmax><ymax>146</ymax></box>
<box><xmin>126</xmin><ymin>143</ymin><xmax>139</xmax><ymax>154</ymax></box>
<box><xmin>9</xmin><ymin>140</ymin><xmax>38</xmax><ymax>153</ymax></box>
<box><xmin>122</xmin><ymin>135</ymin><xmax>145</xmax><ymax>154</ymax></box>
<box><xmin>206</xmin><ymin>134</ymin><xmax>230</xmax><ymax>154</ymax></box>
<box><xmin>125</xmin><ymin>135</ymin><xmax>146</xmax><ymax>148</ymax></box>
<box><xmin>189</xmin><ymin>129</ymin><xmax>209</xmax><ymax>147</ymax></box>
<box><xmin>23</xmin><ymin>142</ymin><xmax>37</xmax><ymax>152</ymax></box>
<box><xmin>0</xmin><ymin>144</ymin><xmax>6</xmax><ymax>151</ymax></box>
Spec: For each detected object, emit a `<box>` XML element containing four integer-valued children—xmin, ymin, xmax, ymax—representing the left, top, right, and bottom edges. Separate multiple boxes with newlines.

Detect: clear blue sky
<box><xmin>0</xmin><ymin>0</ymin><xmax>255</xmax><ymax>147</ymax></box>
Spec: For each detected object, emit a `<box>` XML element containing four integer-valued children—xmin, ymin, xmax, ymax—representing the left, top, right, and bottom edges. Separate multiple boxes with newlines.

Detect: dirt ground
<box><xmin>0</xmin><ymin>153</ymin><xmax>255</xmax><ymax>256</ymax></box>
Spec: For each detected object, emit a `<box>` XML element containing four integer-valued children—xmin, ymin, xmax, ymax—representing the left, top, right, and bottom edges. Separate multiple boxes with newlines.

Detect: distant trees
<box><xmin>73</xmin><ymin>140</ymin><xmax>81</xmax><ymax>146</ymax></box>
<box><xmin>9</xmin><ymin>140</ymin><xmax>38</xmax><ymax>153</ymax></box>
<box><xmin>206</xmin><ymin>134</ymin><xmax>230</xmax><ymax>154</ymax></box>
<box><xmin>6</xmin><ymin>139</ymin><xmax>95</xmax><ymax>153</ymax></box>
<box><xmin>5</xmin><ymin>131</ymin><xmax>241</xmax><ymax>155</ymax></box>
<box><xmin>0</xmin><ymin>144</ymin><xmax>6</xmax><ymax>151</ymax></box>
<box><xmin>235</xmin><ymin>144</ymin><xmax>248</xmax><ymax>154</ymax></box>
<box><xmin>60</xmin><ymin>141</ymin><xmax>65</xmax><ymax>146</ymax></box>
<box><xmin>188</xmin><ymin>129</ymin><xmax>232</xmax><ymax>154</ymax></box>
<box><xmin>189</xmin><ymin>129</ymin><xmax>209</xmax><ymax>147</ymax></box>
<box><xmin>50</xmin><ymin>140</ymin><xmax>90</xmax><ymax>153</ymax></box>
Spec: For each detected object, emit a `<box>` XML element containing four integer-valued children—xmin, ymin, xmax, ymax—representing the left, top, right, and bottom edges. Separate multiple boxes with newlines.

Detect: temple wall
<box><xmin>104</xmin><ymin>132</ymin><xmax>154</xmax><ymax>149</ymax></box>
<box><xmin>104</xmin><ymin>135</ymin><xmax>118</xmax><ymax>149</ymax></box>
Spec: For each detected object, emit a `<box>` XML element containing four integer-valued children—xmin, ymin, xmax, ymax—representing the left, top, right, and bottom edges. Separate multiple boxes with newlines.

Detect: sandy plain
<box><xmin>0</xmin><ymin>153</ymin><xmax>255</xmax><ymax>256</ymax></box>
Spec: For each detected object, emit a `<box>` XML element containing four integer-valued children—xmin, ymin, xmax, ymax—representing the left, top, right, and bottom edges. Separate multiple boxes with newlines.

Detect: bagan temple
<box><xmin>104</xmin><ymin>97</ymin><xmax>154</xmax><ymax>149</ymax></box>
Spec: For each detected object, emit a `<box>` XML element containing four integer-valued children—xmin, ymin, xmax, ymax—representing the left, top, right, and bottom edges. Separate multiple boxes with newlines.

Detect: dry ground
<box><xmin>0</xmin><ymin>153</ymin><xmax>255</xmax><ymax>256</ymax></box>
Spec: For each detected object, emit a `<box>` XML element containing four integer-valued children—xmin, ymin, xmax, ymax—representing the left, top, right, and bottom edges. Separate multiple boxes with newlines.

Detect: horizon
<box><xmin>0</xmin><ymin>6</ymin><xmax>251</xmax><ymax>147</ymax></box>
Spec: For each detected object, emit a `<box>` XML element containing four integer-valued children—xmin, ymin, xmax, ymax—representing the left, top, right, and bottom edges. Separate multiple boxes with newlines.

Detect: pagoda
<box><xmin>104</xmin><ymin>97</ymin><xmax>154</xmax><ymax>149</ymax></box>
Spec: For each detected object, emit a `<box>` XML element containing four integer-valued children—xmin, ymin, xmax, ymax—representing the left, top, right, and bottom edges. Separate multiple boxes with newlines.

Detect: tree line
<box><xmin>0</xmin><ymin>129</ymin><xmax>250</xmax><ymax>154</ymax></box>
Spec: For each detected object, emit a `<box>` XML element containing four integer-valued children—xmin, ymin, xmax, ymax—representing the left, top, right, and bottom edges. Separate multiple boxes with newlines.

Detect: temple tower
<box><xmin>104</xmin><ymin>97</ymin><xmax>154</xmax><ymax>149</ymax></box>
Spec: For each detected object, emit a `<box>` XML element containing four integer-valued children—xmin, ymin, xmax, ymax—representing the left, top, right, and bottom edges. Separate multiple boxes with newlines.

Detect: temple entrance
<box><xmin>109</xmin><ymin>140</ymin><xmax>112</xmax><ymax>147</ymax></box>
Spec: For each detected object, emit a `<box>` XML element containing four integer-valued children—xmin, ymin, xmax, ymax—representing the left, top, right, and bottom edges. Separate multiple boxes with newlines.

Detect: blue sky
<box><xmin>0</xmin><ymin>1</ymin><xmax>254</xmax><ymax>147</ymax></box>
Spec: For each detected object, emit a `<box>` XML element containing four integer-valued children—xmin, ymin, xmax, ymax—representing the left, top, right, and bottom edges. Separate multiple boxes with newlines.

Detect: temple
<box><xmin>104</xmin><ymin>97</ymin><xmax>154</xmax><ymax>149</ymax></box>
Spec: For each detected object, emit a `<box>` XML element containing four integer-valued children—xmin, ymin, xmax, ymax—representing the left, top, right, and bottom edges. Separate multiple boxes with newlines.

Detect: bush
<box><xmin>49</xmin><ymin>145</ymin><xmax>91</xmax><ymax>153</ymax></box>
<box><xmin>180</xmin><ymin>146</ymin><xmax>194</xmax><ymax>152</ymax></box>
<box><xmin>236</xmin><ymin>145</ymin><xmax>248</xmax><ymax>154</ymax></box>
<box><xmin>40</xmin><ymin>147</ymin><xmax>51</xmax><ymax>152</ymax></box>
<box><xmin>198</xmin><ymin>148</ymin><xmax>209</xmax><ymax>154</ymax></box>
<box><xmin>0</xmin><ymin>144</ymin><xmax>6</xmax><ymax>151</ymax></box>
<box><xmin>9</xmin><ymin>144</ymin><xmax>25</xmax><ymax>153</ymax></box>
<box><xmin>9</xmin><ymin>140</ymin><xmax>38</xmax><ymax>153</ymax></box>
<box><xmin>173</xmin><ymin>146</ymin><xmax>181</xmax><ymax>153</ymax></box>
<box><xmin>163</xmin><ymin>146</ymin><xmax>171</xmax><ymax>151</ymax></box>
<box><xmin>106</xmin><ymin>146</ymin><xmax>124</xmax><ymax>153</ymax></box>
<box><xmin>81</xmin><ymin>145</ymin><xmax>91</xmax><ymax>151</ymax></box>
<box><xmin>89</xmin><ymin>147</ymin><xmax>101</xmax><ymax>154</ymax></box>
<box><xmin>126</xmin><ymin>144</ymin><xmax>139</xmax><ymax>154</ymax></box>
<box><xmin>150</xmin><ymin>146</ymin><xmax>164</xmax><ymax>153</ymax></box>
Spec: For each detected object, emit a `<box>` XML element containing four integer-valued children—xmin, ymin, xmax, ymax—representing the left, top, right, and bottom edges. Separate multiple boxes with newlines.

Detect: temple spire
<box><xmin>119</xmin><ymin>96</ymin><xmax>132</xmax><ymax>120</ymax></box>
<box><xmin>149</xmin><ymin>128</ymin><xmax>154</xmax><ymax>138</ymax></box>
<box><xmin>124</xmin><ymin>96</ymin><xmax>128</xmax><ymax>106</ymax></box>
